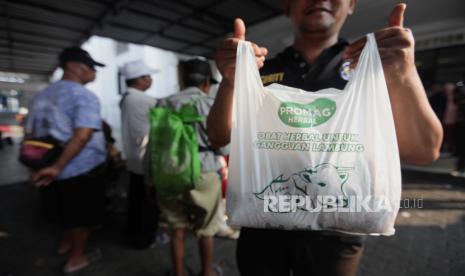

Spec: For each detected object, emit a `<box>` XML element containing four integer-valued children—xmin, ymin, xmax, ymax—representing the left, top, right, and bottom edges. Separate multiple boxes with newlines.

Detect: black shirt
<box><xmin>259</xmin><ymin>39</ymin><xmax>349</xmax><ymax>91</ymax></box>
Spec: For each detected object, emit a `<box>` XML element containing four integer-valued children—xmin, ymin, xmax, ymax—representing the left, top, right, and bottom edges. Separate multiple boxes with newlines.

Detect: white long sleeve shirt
<box><xmin>121</xmin><ymin>87</ymin><xmax>157</xmax><ymax>174</ymax></box>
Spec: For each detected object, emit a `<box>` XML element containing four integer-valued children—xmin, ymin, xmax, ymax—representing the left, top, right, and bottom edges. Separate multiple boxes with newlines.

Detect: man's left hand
<box><xmin>31</xmin><ymin>165</ymin><xmax>62</xmax><ymax>187</ymax></box>
<box><xmin>342</xmin><ymin>3</ymin><xmax>414</xmax><ymax>85</ymax></box>
<box><xmin>343</xmin><ymin>3</ymin><xmax>443</xmax><ymax>164</ymax></box>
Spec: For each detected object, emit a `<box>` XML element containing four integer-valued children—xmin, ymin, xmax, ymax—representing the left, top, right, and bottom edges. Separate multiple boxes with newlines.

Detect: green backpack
<box><xmin>149</xmin><ymin>100</ymin><xmax>204</xmax><ymax>199</ymax></box>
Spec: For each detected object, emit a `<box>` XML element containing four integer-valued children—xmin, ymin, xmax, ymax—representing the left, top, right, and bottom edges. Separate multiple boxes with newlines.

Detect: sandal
<box><xmin>63</xmin><ymin>248</ymin><xmax>102</xmax><ymax>274</ymax></box>
<box><xmin>64</xmin><ymin>260</ymin><xmax>89</xmax><ymax>274</ymax></box>
<box><xmin>196</xmin><ymin>264</ymin><xmax>223</xmax><ymax>276</ymax></box>
<box><xmin>212</xmin><ymin>263</ymin><xmax>223</xmax><ymax>276</ymax></box>
<box><xmin>57</xmin><ymin>244</ymin><xmax>71</xmax><ymax>255</ymax></box>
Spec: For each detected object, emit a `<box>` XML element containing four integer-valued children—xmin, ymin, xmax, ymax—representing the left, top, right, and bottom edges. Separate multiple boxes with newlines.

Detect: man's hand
<box><xmin>343</xmin><ymin>3</ymin><xmax>442</xmax><ymax>164</ymax></box>
<box><xmin>31</xmin><ymin>165</ymin><xmax>62</xmax><ymax>187</ymax></box>
<box><xmin>214</xmin><ymin>18</ymin><xmax>268</xmax><ymax>85</ymax></box>
<box><xmin>343</xmin><ymin>4</ymin><xmax>414</xmax><ymax>84</ymax></box>
<box><xmin>208</xmin><ymin>19</ymin><xmax>268</xmax><ymax>147</ymax></box>
<box><xmin>31</xmin><ymin>127</ymin><xmax>94</xmax><ymax>186</ymax></box>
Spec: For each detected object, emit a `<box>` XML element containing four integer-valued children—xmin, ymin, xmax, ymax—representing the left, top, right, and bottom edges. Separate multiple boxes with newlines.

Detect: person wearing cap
<box><xmin>25</xmin><ymin>47</ymin><xmax>106</xmax><ymax>273</ymax></box>
<box><xmin>119</xmin><ymin>60</ymin><xmax>159</xmax><ymax>249</ymax></box>
<box><xmin>154</xmin><ymin>58</ymin><xmax>224</xmax><ymax>276</ymax></box>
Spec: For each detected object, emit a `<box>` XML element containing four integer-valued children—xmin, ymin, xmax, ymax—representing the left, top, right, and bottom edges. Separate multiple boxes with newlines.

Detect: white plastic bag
<box><xmin>226</xmin><ymin>34</ymin><xmax>401</xmax><ymax>235</ymax></box>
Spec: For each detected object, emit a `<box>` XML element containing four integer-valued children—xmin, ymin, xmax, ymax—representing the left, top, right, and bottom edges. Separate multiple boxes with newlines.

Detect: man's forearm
<box><xmin>207</xmin><ymin>80</ymin><xmax>235</xmax><ymax>147</ymax></box>
<box><xmin>387</xmin><ymin>71</ymin><xmax>443</xmax><ymax>165</ymax></box>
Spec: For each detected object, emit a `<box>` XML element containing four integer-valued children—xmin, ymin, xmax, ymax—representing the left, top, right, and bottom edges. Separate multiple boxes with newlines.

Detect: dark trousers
<box><xmin>124</xmin><ymin>172</ymin><xmax>159</xmax><ymax>248</ymax></box>
<box><xmin>237</xmin><ymin>228</ymin><xmax>364</xmax><ymax>276</ymax></box>
<box><xmin>41</xmin><ymin>163</ymin><xmax>106</xmax><ymax>229</ymax></box>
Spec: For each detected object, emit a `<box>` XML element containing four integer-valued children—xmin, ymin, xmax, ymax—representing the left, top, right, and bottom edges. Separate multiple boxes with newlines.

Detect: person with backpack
<box><xmin>151</xmin><ymin>58</ymin><xmax>224</xmax><ymax>276</ymax></box>
<box><xmin>120</xmin><ymin>60</ymin><xmax>159</xmax><ymax>248</ymax></box>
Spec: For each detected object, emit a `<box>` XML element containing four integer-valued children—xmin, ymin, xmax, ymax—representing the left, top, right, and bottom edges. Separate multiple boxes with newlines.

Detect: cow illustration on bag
<box><xmin>254</xmin><ymin>163</ymin><xmax>356</xmax><ymax>212</ymax></box>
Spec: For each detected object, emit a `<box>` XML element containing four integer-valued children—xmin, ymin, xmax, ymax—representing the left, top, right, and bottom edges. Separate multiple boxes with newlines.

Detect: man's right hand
<box><xmin>32</xmin><ymin>164</ymin><xmax>62</xmax><ymax>187</ymax></box>
<box><xmin>208</xmin><ymin>19</ymin><xmax>268</xmax><ymax>147</ymax></box>
<box><xmin>214</xmin><ymin>18</ymin><xmax>268</xmax><ymax>85</ymax></box>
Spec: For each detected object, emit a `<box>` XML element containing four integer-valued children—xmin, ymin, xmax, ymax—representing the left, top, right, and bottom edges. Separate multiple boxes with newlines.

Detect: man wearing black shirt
<box><xmin>259</xmin><ymin>40</ymin><xmax>349</xmax><ymax>90</ymax></box>
<box><xmin>208</xmin><ymin>1</ymin><xmax>443</xmax><ymax>275</ymax></box>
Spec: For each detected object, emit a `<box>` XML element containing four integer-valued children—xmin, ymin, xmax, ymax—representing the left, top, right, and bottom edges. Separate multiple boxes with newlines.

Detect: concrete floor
<box><xmin>1</xmin><ymin>143</ymin><xmax>464</xmax><ymax>276</ymax></box>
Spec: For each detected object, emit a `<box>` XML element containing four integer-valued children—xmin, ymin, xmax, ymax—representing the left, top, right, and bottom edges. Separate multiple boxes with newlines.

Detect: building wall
<box><xmin>47</xmin><ymin>35</ymin><xmax>220</xmax><ymax>155</ymax></box>
<box><xmin>79</xmin><ymin>36</ymin><xmax>193</xmax><ymax>154</ymax></box>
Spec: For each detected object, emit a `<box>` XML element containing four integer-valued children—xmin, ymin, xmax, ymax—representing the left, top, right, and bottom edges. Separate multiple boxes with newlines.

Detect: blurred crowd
<box><xmin>428</xmin><ymin>82</ymin><xmax>465</xmax><ymax>175</ymax></box>
<box><xmin>22</xmin><ymin>47</ymin><xmax>236</xmax><ymax>276</ymax></box>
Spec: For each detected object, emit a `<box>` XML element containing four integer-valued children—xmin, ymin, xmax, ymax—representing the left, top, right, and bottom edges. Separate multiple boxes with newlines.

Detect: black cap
<box><xmin>59</xmin><ymin>47</ymin><xmax>105</xmax><ymax>69</ymax></box>
<box><xmin>180</xmin><ymin>58</ymin><xmax>218</xmax><ymax>86</ymax></box>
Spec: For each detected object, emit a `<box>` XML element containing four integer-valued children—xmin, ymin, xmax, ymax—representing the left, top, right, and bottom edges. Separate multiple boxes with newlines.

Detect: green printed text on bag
<box><xmin>149</xmin><ymin>101</ymin><xmax>203</xmax><ymax>198</ymax></box>
<box><xmin>278</xmin><ymin>98</ymin><xmax>336</xmax><ymax>127</ymax></box>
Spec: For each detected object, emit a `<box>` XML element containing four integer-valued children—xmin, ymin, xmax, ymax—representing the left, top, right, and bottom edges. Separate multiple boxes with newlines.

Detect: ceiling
<box><xmin>0</xmin><ymin>0</ymin><xmax>282</xmax><ymax>76</ymax></box>
<box><xmin>1</xmin><ymin>0</ymin><xmax>465</xmax><ymax>78</ymax></box>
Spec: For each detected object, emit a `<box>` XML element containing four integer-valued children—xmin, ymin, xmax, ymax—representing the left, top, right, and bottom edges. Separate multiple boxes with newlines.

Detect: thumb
<box><xmin>389</xmin><ymin>3</ymin><xmax>406</xmax><ymax>28</ymax></box>
<box><xmin>233</xmin><ymin>18</ymin><xmax>246</xmax><ymax>40</ymax></box>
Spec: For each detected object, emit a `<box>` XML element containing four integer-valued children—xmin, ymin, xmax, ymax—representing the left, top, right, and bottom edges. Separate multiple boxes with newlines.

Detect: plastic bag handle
<box><xmin>235</xmin><ymin>40</ymin><xmax>265</xmax><ymax>90</ymax></box>
<box><xmin>347</xmin><ymin>33</ymin><xmax>385</xmax><ymax>90</ymax></box>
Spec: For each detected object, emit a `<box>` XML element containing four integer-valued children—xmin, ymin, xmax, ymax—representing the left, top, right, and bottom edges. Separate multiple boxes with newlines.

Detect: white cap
<box><xmin>120</xmin><ymin>60</ymin><xmax>159</xmax><ymax>80</ymax></box>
